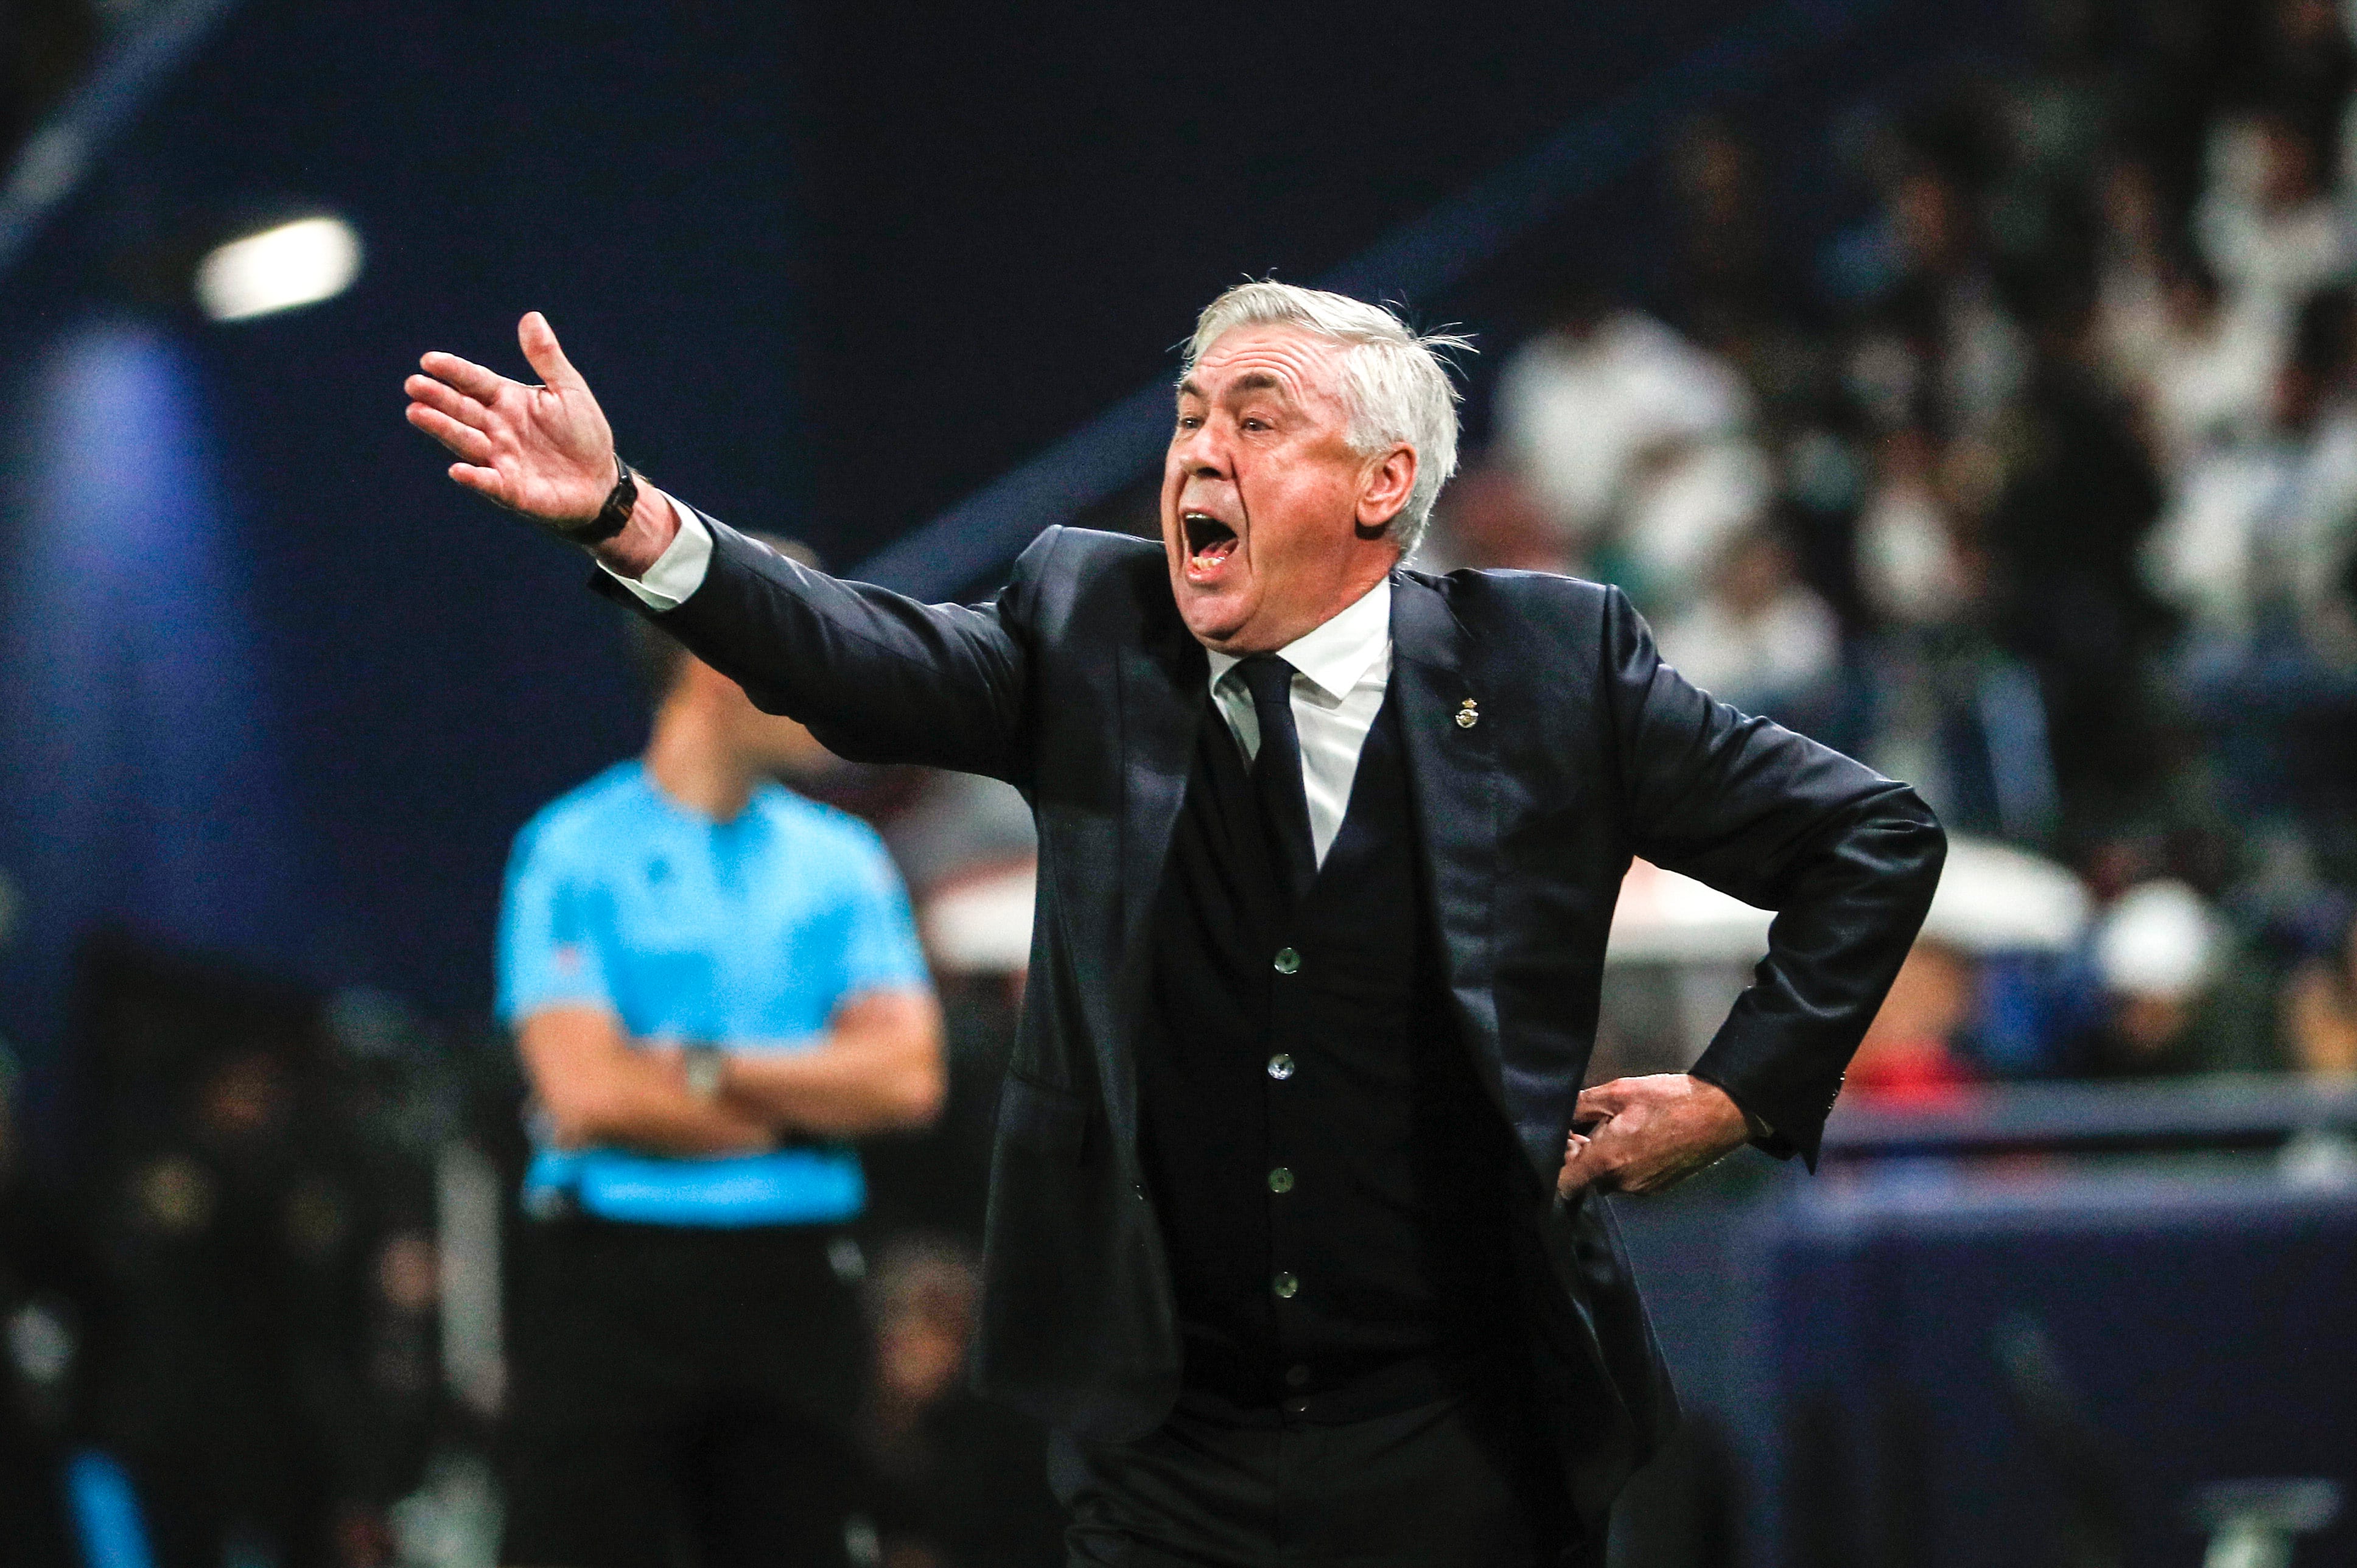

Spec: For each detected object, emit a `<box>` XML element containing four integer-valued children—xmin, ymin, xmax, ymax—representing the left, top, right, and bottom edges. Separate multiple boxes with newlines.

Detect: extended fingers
<box><xmin>517</xmin><ymin>312</ymin><xmax>584</xmax><ymax>392</ymax></box>
<box><xmin>406</xmin><ymin>402</ymin><xmax>494</xmax><ymax>462</ymax></box>
<box><xmin>419</xmin><ymin>350</ymin><xmax>510</xmax><ymax>403</ymax></box>
<box><xmin>405</xmin><ymin>371</ymin><xmax>494</xmax><ymax>426</ymax></box>
<box><xmin>447</xmin><ymin>462</ymin><xmax>509</xmax><ymax>503</ymax></box>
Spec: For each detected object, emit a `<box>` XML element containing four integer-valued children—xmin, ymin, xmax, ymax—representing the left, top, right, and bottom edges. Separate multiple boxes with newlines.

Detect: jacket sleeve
<box><xmin>1599</xmin><ymin>586</ymin><xmax>1945</xmax><ymax>1165</ymax></box>
<box><xmin>594</xmin><ymin>513</ymin><xmax>1057</xmax><ymax>786</ymax></box>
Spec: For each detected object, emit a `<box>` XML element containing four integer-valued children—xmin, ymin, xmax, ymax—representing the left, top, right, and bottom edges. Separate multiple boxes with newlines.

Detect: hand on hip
<box><xmin>1557</xmin><ymin>1073</ymin><xmax>1748</xmax><ymax>1199</ymax></box>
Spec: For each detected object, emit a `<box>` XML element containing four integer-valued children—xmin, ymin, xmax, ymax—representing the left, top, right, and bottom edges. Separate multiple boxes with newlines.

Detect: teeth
<box><xmin>1182</xmin><ymin>511</ymin><xmax>1234</xmax><ymax>572</ymax></box>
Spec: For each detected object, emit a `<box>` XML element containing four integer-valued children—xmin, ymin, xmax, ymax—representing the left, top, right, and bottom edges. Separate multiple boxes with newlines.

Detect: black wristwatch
<box><xmin>557</xmin><ymin>450</ymin><xmax>639</xmax><ymax>545</ymax></box>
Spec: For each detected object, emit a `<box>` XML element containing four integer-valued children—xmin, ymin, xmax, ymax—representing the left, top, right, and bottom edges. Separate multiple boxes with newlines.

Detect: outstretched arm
<box><xmin>404</xmin><ymin>312</ymin><xmax>682</xmax><ymax>573</ymax></box>
<box><xmin>406</xmin><ymin>315</ymin><xmax>1036</xmax><ymax>780</ymax></box>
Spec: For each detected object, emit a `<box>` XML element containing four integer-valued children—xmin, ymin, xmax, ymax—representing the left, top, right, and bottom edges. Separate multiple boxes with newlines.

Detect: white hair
<box><xmin>1180</xmin><ymin>281</ymin><xmax>1471</xmax><ymax>555</ymax></box>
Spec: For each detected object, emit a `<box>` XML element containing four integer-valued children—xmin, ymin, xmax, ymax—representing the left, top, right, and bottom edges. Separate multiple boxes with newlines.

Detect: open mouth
<box><xmin>1183</xmin><ymin>511</ymin><xmax>1239</xmax><ymax>573</ymax></box>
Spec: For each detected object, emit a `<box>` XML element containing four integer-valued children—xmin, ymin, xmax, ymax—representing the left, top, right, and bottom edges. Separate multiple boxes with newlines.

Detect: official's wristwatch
<box><xmin>681</xmin><ymin>1044</ymin><xmax>726</xmax><ymax>1102</ymax></box>
<box><xmin>556</xmin><ymin>450</ymin><xmax>639</xmax><ymax>545</ymax></box>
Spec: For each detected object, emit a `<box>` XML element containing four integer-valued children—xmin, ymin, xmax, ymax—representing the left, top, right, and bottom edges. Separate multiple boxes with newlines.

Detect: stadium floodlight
<box><xmin>194</xmin><ymin>214</ymin><xmax>362</xmax><ymax>323</ymax></box>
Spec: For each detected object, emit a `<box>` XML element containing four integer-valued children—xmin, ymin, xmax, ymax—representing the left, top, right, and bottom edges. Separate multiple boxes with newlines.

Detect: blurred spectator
<box><xmin>1853</xmin><ymin>425</ymin><xmax>1978</xmax><ymax>630</ymax></box>
<box><xmin>2149</xmin><ymin>284</ymin><xmax>2357</xmax><ymax>653</ymax></box>
<box><xmin>2092</xmin><ymin>156</ymin><xmax>2182</xmax><ymax>403</ymax></box>
<box><xmin>859</xmin><ymin>1234</ymin><xmax>1063</xmax><ymax>1568</ymax></box>
<box><xmin>1980</xmin><ymin>292</ymin><xmax>2174</xmax><ymax>824</ymax></box>
<box><xmin>494</xmin><ymin>576</ymin><xmax>944</xmax><ymax>1568</ymax></box>
<box><xmin>1846</xmin><ymin>939</ymin><xmax>1977</xmax><ymax>1106</ymax></box>
<box><xmin>1914</xmin><ymin>833</ymin><xmax>2098</xmax><ymax>1077</ymax></box>
<box><xmin>2134</xmin><ymin>249</ymin><xmax>2281</xmax><ymax>471</ymax></box>
<box><xmin>2283</xmin><ymin>903</ymin><xmax>2357</xmax><ymax>1074</ymax></box>
<box><xmin>1982</xmin><ymin>0</ymin><xmax>2126</xmax><ymax>294</ymax></box>
<box><xmin>2072</xmin><ymin>878</ymin><xmax>2280</xmax><ymax>1076</ymax></box>
<box><xmin>1491</xmin><ymin>281</ymin><xmax>1770</xmax><ymax>609</ymax></box>
<box><xmin>1838</xmin><ymin>159</ymin><xmax>2030</xmax><ymax>438</ymax></box>
<box><xmin>2194</xmin><ymin>109</ymin><xmax>2352</xmax><ymax>324</ymax></box>
<box><xmin>1655</xmin><ymin>523</ymin><xmax>1841</xmax><ymax>714</ymax></box>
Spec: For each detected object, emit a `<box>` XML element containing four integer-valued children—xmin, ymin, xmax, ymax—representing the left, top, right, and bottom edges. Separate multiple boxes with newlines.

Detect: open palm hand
<box><xmin>405</xmin><ymin>312</ymin><xmax>615</xmax><ymax>526</ymax></box>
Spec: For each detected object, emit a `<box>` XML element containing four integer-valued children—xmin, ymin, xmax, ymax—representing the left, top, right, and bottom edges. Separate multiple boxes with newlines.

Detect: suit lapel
<box><xmin>1390</xmin><ymin>571</ymin><xmax>1515</xmax><ymax>1146</ymax></box>
<box><xmin>1110</xmin><ymin>609</ymin><xmax>1208</xmax><ymax>1136</ymax></box>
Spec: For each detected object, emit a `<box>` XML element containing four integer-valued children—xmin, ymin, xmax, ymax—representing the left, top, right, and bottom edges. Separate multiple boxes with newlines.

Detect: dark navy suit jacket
<box><xmin>599</xmin><ymin>515</ymin><xmax>1945</xmax><ymax>1529</ymax></box>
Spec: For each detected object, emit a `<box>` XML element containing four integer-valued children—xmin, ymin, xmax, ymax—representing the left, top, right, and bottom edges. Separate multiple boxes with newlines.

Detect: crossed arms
<box><xmin>518</xmin><ymin>993</ymin><xmax>945</xmax><ymax>1157</ymax></box>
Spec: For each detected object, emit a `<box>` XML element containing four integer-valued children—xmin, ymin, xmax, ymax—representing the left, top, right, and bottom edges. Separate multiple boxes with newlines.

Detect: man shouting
<box><xmin>406</xmin><ymin>281</ymin><xmax>1942</xmax><ymax>1567</ymax></box>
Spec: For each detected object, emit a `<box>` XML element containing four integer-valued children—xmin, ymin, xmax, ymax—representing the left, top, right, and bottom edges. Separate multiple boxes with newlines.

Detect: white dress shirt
<box><xmin>1203</xmin><ymin>580</ymin><xmax>1391</xmax><ymax>867</ymax></box>
<box><xmin>608</xmin><ymin>501</ymin><xmax>1395</xmax><ymax>866</ymax></box>
<box><xmin>605</xmin><ymin>492</ymin><xmax>713</xmax><ymax>611</ymax></box>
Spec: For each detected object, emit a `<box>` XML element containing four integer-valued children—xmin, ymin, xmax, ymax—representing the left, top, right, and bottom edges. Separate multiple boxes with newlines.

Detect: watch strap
<box><xmin>557</xmin><ymin>451</ymin><xmax>639</xmax><ymax>545</ymax></box>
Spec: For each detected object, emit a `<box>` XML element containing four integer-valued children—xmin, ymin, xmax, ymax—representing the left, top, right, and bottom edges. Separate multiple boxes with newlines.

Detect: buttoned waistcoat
<box><xmin>597</xmin><ymin>517</ymin><xmax>1947</xmax><ymax>1531</ymax></box>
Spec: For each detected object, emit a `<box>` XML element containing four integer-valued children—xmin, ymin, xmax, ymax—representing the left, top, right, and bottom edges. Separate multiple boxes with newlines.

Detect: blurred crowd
<box><xmin>0</xmin><ymin>917</ymin><xmax>1062</xmax><ymax>1567</ymax></box>
<box><xmin>12</xmin><ymin>2</ymin><xmax>2357</xmax><ymax>1564</ymax></box>
<box><xmin>1429</xmin><ymin>0</ymin><xmax>2357</xmax><ymax>1099</ymax></box>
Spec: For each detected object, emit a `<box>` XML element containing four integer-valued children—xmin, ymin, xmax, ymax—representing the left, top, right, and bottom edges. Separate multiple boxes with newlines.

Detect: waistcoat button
<box><xmin>1272</xmin><ymin>947</ymin><xmax>1301</xmax><ymax>975</ymax></box>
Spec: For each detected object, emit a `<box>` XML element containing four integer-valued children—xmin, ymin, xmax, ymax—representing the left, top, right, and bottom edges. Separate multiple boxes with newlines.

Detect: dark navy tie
<box><xmin>1234</xmin><ymin>654</ymin><xmax>1317</xmax><ymax>904</ymax></box>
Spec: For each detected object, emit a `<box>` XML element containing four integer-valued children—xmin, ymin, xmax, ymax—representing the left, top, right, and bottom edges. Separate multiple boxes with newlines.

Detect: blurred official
<box><xmin>495</xmin><ymin>601</ymin><xmax>943</xmax><ymax>1568</ymax></box>
<box><xmin>416</xmin><ymin>282</ymin><xmax>1941</xmax><ymax>1567</ymax></box>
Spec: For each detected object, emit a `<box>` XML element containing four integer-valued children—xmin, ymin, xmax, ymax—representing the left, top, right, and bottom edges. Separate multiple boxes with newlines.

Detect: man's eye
<box><xmin>1177</xmin><ymin>415</ymin><xmax>1202</xmax><ymax>430</ymax></box>
<box><xmin>1242</xmin><ymin>417</ymin><xmax>1268</xmax><ymax>432</ymax></box>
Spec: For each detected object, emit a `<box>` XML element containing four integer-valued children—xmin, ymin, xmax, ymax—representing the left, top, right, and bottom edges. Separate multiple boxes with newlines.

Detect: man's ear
<box><xmin>1356</xmin><ymin>444</ymin><xmax>1417</xmax><ymax>534</ymax></box>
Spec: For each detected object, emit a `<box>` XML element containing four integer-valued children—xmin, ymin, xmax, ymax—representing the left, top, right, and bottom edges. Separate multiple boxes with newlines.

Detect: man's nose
<box><xmin>1174</xmin><ymin>422</ymin><xmax>1230</xmax><ymax>477</ymax></box>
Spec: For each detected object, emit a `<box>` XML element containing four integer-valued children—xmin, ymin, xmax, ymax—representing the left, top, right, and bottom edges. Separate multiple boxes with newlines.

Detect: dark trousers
<box><xmin>1049</xmin><ymin>1381</ymin><xmax>1588</xmax><ymax>1568</ymax></box>
<box><xmin>500</xmin><ymin>1218</ymin><xmax>872</xmax><ymax>1568</ymax></box>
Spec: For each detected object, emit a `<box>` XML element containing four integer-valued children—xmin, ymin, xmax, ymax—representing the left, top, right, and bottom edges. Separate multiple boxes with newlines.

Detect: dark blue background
<box><xmin>0</xmin><ymin>0</ymin><xmax>2022</xmax><ymax>1076</ymax></box>
<box><xmin>1752</xmin><ymin>1172</ymin><xmax>2357</xmax><ymax>1566</ymax></box>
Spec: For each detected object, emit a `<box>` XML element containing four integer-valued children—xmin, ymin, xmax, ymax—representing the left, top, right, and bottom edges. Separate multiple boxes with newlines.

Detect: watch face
<box><xmin>597</xmin><ymin>472</ymin><xmax>637</xmax><ymax>534</ymax></box>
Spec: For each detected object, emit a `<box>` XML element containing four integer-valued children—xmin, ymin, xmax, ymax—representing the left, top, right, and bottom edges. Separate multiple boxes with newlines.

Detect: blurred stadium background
<box><xmin>4</xmin><ymin>1</ymin><xmax>2356</xmax><ymax>1564</ymax></box>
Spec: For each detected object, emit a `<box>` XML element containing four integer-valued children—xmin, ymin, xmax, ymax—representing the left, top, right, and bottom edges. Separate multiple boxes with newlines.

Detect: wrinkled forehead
<box><xmin>1180</xmin><ymin>325</ymin><xmax>1349</xmax><ymax>410</ymax></box>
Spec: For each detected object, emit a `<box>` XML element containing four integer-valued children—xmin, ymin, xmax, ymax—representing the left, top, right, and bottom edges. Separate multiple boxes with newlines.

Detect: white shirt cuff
<box><xmin>599</xmin><ymin>492</ymin><xmax>712</xmax><ymax>611</ymax></box>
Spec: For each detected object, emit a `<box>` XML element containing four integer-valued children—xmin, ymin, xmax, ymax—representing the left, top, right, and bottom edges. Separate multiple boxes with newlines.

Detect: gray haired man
<box><xmin>407</xmin><ymin>282</ymin><xmax>1941</xmax><ymax>1565</ymax></box>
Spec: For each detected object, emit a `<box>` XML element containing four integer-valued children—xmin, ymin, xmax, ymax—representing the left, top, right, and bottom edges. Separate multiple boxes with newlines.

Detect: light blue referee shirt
<box><xmin>497</xmin><ymin>760</ymin><xmax>930</xmax><ymax>1227</ymax></box>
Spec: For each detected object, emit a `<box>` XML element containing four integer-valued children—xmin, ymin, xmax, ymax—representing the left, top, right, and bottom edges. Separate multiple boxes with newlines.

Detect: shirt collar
<box><xmin>1204</xmin><ymin>576</ymin><xmax>1392</xmax><ymax>703</ymax></box>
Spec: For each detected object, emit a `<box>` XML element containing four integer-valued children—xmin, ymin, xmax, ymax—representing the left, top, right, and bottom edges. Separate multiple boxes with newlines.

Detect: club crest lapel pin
<box><xmin>1455</xmin><ymin>698</ymin><xmax>1479</xmax><ymax>729</ymax></box>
